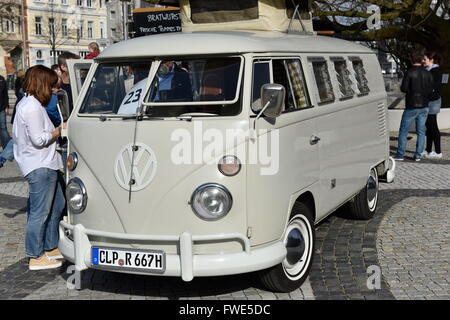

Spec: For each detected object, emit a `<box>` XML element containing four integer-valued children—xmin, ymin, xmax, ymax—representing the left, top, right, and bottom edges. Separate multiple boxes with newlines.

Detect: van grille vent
<box><xmin>377</xmin><ymin>102</ymin><xmax>387</xmax><ymax>137</ymax></box>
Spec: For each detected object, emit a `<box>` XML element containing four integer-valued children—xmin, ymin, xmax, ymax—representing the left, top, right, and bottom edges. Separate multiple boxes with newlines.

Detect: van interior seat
<box><xmin>199</xmin><ymin>71</ymin><xmax>224</xmax><ymax>101</ymax></box>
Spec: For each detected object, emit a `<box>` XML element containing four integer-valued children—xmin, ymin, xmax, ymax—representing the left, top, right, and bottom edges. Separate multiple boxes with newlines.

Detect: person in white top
<box><xmin>12</xmin><ymin>65</ymin><xmax>65</xmax><ymax>270</ymax></box>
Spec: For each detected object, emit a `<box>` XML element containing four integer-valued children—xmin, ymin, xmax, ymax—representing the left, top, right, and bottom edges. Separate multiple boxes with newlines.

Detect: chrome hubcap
<box><xmin>282</xmin><ymin>215</ymin><xmax>312</xmax><ymax>280</ymax></box>
<box><xmin>285</xmin><ymin>228</ymin><xmax>305</xmax><ymax>266</ymax></box>
<box><xmin>366</xmin><ymin>170</ymin><xmax>378</xmax><ymax>211</ymax></box>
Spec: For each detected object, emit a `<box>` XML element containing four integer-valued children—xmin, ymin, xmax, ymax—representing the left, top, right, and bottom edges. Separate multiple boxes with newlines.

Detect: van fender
<box><xmin>284</xmin><ymin>182</ymin><xmax>320</xmax><ymax>232</ymax></box>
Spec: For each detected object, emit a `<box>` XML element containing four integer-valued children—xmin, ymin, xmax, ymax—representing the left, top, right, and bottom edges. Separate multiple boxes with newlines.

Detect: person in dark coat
<box><xmin>0</xmin><ymin>74</ymin><xmax>11</xmax><ymax>149</ymax></box>
<box><xmin>423</xmin><ymin>51</ymin><xmax>443</xmax><ymax>159</ymax></box>
<box><xmin>394</xmin><ymin>51</ymin><xmax>434</xmax><ymax>161</ymax></box>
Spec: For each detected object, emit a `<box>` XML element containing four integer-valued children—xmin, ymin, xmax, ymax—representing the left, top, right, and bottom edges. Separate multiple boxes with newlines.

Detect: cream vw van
<box><xmin>59</xmin><ymin>30</ymin><xmax>395</xmax><ymax>292</ymax></box>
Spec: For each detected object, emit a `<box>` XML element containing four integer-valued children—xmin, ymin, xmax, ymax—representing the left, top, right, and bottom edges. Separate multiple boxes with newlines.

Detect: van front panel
<box><xmin>68</xmin><ymin>117</ymin><xmax>250</xmax><ymax>255</ymax></box>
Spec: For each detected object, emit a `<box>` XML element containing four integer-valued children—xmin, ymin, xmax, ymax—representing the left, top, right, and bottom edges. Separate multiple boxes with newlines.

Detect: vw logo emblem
<box><xmin>114</xmin><ymin>142</ymin><xmax>157</xmax><ymax>192</ymax></box>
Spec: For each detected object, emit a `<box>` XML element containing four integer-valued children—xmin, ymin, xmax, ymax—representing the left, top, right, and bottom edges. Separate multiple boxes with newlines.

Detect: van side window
<box><xmin>252</xmin><ymin>61</ymin><xmax>271</xmax><ymax>111</ymax></box>
<box><xmin>310</xmin><ymin>59</ymin><xmax>335</xmax><ymax>104</ymax></box>
<box><xmin>351</xmin><ymin>59</ymin><xmax>370</xmax><ymax>95</ymax></box>
<box><xmin>252</xmin><ymin>58</ymin><xmax>311</xmax><ymax>113</ymax></box>
<box><xmin>333</xmin><ymin>59</ymin><xmax>355</xmax><ymax>99</ymax></box>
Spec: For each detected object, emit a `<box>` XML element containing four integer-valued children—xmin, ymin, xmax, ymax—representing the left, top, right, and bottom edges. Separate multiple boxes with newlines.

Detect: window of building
<box><xmin>5</xmin><ymin>19</ymin><xmax>15</xmax><ymax>33</ymax></box>
<box><xmin>110</xmin><ymin>11</ymin><xmax>116</xmax><ymax>19</ymax></box>
<box><xmin>49</xmin><ymin>18</ymin><xmax>55</xmax><ymax>35</ymax></box>
<box><xmin>62</xmin><ymin>0</ymin><xmax>68</xmax><ymax>5</ymax></box>
<box><xmin>77</xmin><ymin>0</ymin><xmax>83</xmax><ymax>6</ymax></box>
<box><xmin>310</xmin><ymin>59</ymin><xmax>335</xmax><ymax>104</ymax></box>
<box><xmin>77</xmin><ymin>20</ymin><xmax>84</xmax><ymax>39</ymax></box>
<box><xmin>88</xmin><ymin>21</ymin><xmax>93</xmax><ymax>38</ymax></box>
<box><xmin>351</xmin><ymin>58</ymin><xmax>370</xmax><ymax>95</ymax></box>
<box><xmin>252</xmin><ymin>58</ymin><xmax>311</xmax><ymax>113</ymax></box>
<box><xmin>87</xmin><ymin>0</ymin><xmax>93</xmax><ymax>7</ymax></box>
<box><xmin>62</xmin><ymin>18</ymin><xmax>68</xmax><ymax>37</ymax></box>
<box><xmin>332</xmin><ymin>59</ymin><xmax>355</xmax><ymax>99</ymax></box>
<box><xmin>100</xmin><ymin>21</ymin><xmax>105</xmax><ymax>38</ymax></box>
<box><xmin>35</xmin><ymin>17</ymin><xmax>42</xmax><ymax>35</ymax></box>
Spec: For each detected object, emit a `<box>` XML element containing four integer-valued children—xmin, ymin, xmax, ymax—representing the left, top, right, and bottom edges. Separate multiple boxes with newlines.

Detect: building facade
<box><xmin>26</xmin><ymin>0</ymin><xmax>108</xmax><ymax>67</ymax></box>
<box><xmin>0</xmin><ymin>0</ymin><xmax>24</xmax><ymax>76</ymax></box>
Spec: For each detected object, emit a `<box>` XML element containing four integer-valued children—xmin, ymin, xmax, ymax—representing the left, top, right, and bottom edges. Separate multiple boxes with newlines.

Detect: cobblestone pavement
<box><xmin>0</xmin><ymin>129</ymin><xmax>449</xmax><ymax>300</ymax></box>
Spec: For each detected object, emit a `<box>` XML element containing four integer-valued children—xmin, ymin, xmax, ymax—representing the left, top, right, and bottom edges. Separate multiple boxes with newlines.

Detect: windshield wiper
<box><xmin>121</xmin><ymin>114</ymin><xmax>165</xmax><ymax>121</ymax></box>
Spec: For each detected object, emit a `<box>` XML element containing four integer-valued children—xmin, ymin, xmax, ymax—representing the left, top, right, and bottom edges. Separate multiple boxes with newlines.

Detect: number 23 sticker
<box><xmin>117</xmin><ymin>78</ymin><xmax>147</xmax><ymax>115</ymax></box>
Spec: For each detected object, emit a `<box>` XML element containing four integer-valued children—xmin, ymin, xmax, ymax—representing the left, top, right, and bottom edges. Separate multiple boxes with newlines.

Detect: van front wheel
<box><xmin>348</xmin><ymin>167</ymin><xmax>379</xmax><ymax>220</ymax></box>
<box><xmin>258</xmin><ymin>203</ymin><xmax>315</xmax><ymax>292</ymax></box>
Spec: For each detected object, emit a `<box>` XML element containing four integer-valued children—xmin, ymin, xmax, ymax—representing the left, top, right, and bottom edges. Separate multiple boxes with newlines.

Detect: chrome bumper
<box><xmin>59</xmin><ymin>221</ymin><xmax>286</xmax><ymax>281</ymax></box>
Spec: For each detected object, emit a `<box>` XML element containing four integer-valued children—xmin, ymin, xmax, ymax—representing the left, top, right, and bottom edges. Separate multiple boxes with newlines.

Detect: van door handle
<box><xmin>310</xmin><ymin>135</ymin><xmax>321</xmax><ymax>145</ymax></box>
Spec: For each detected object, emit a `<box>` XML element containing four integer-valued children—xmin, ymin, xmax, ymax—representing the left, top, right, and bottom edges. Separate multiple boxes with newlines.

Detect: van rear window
<box><xmin>311</xmin><ymin>60</ymin><xmax>335</xmax><ymax>104</ymax></box>
<box><xmin>333</xmin><ymin>60</ymin><xmax>355</xmax><ymax>99</ymax></box>
<box><xmin>352</xmin><ymin>59</ymin><xmax>370</xmax><ymax>95</ymax></box>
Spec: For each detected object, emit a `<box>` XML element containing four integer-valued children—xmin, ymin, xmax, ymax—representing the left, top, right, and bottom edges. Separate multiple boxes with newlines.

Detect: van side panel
<box><xmin>314</xmin><ymin>54</ymin><xmax>389</xmax><ymax>219</ymax></box>
<box><xmin>246</xmin><ymin>110</ymin><xmax>320</xmax><ymax>246</ymax></box>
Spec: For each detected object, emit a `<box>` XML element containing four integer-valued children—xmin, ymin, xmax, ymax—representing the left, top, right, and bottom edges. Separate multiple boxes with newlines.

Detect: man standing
<box><xmin>4</xmin><ymin>57</ymin><xmax>16</xmax><ymax>90</ymax></box>
<box><xmin>394</xmin><ymin>51</ymin><xmax>434</xmax><ymax>161</ymax></box>
<box><xmin>0</xmin><ymin>74</ymin><xmax>10</xmax><ymax>149</ymax></box>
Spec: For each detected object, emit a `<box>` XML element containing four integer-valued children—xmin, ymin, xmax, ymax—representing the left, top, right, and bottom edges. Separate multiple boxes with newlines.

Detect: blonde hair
<box><xmin>88</xmin><ymin>42</ymin><xmax>100</xmax><ymax>52</ymax></box>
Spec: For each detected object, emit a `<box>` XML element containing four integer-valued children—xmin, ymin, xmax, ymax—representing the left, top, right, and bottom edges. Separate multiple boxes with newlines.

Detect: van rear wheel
<box><xmin>258</xmin><ymin>202</ymin><xmax>315</xmax><ymax>292</ymax></box>
<box><xmin>348</xmin><ymin>167</ymin><xmax>379</xmax><ymax>220</ymax></box>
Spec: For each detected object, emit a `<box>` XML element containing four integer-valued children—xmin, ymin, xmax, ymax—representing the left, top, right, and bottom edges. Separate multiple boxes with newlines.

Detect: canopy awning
<box><xmin>169</xmin><ymin>0</ymin><xmax>313</xmax><ymax>33</ymax></box>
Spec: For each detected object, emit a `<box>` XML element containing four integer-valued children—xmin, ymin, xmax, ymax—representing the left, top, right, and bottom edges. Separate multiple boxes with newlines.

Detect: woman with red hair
<box><xmin>13</xmin><ymin>65</ymin><xmax>65</xmax><ymax>270</ymax></box>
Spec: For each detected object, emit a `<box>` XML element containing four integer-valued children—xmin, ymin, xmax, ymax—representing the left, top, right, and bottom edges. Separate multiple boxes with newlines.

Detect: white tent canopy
<box><xmin>175</xmin><ymin>0</ymin><xmax>313</xmax><ymax>33</ymax></box>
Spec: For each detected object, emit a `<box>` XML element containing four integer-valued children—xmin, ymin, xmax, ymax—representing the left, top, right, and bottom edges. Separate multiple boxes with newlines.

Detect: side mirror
<box><xmin>260</xmin><ymin>83</ymin><xmax>285</xmax><ymax>118</ymax></box>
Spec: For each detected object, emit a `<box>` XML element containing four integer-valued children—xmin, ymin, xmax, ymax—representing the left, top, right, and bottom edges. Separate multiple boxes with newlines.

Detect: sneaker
<box><xmin>0</xmin><ymin>156</ymin><xmax>6</xmax><ymax>168</ymax></box>
<box><xmin>426</xmin><ymin>151</ymin><xmax>443</xmax><ymax>159</ymax></box>
<box><xmin>45</xmin><ymin>248</ymin><xmax>64</xmax><ymax>261</ymax></box>
<box><xmin>414</xmin><ymin>156</ymin><xmax>421</xmax><ymax>162</ymax></box>
<box><xmin>420</xmin><ymin>151</ymin><xmax>429</xmax><ymax>157</ymax></box>
<box><xmin>393</xmin><ymin>155</ymin><xmax>404</xmax><ymax>161</ymax></box>
<box><xmin>29</xmin><ymin>255</ymin><xmax>62</xmax><ymax>270</ymax></box>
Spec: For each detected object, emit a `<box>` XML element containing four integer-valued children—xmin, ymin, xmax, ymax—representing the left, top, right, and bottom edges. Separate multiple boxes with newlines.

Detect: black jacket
<box><xmin>152</xmin><ymin>66</ymin><xmax>193</xmax><ymax>102</ymax></box>
<box><xmin>429</xmin><ymin>66</ymin><xmax>443</xmax><ymax>101</ymax></box>
<box><xmin>0</xmin><ymin>76</ymin><xmax>8</xmax><ymax>112</ymax></box>
<box><xmin>401</xmin><ymin>66</ymin><xmax>434</xmax><ymax>109</ymax></box>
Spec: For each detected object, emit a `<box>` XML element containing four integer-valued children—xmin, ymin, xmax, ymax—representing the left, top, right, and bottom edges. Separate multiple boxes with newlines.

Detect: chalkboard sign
<box><xmin>133</xmin><ymin>8</ymin><xmax>182</xmax><ymax>37</ymax></box>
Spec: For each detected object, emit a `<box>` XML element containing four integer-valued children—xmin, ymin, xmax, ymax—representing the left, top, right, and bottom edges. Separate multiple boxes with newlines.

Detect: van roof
<box><xmin>98</xmin><ymin>31</ymin><xmax>373</xmax><ymax>60</ymax></box>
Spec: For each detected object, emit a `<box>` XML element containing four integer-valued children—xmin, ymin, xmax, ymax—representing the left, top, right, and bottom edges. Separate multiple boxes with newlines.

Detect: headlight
<box><xmin>190</xmin><ymin>184</ymin><xmax>233</xmax><ymax>221</ymax></box>
<box><xmin>66</xmin><ymin>177</ymin><xmax>87</xmax><ymax>214</ymax></box>
<box><xmin>67</xmin><ymin>152</ymin><xmax>78</xmax><ymax>171</ymax></box>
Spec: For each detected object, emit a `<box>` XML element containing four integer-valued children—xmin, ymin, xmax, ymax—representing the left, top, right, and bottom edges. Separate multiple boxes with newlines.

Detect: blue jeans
<box><xmin>396</xmin><ymin>107</ymin><xmax>429</xmax><ymax>158</ymax></box>
<box><xmin>0</xmin><ymin>139</ymin><xmax>14</xmax><ymax>162</ymax></box>
<box><xmin>24</xmin><ymin>168</ymin><xmax>65</xmax><ymax>258</ymax></box>
<box><xmin>0</xmin><ymin>111</ymin><xmax>11</xmax><ymax>149</ymax></box>
<box><xmin>7</xmin><ymin>74</ymin><xmax>15</xmax><ymax>90</ymax></box>
<box><xmin>428</xmin><ymin>98</ymin><xmax>441</xmax><ymax>115</ymax></box>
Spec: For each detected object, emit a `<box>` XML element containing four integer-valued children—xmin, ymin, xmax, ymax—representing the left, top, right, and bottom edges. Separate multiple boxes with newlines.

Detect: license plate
<box><xmin>91</xmin><ymin>247</ymin><xmax>165</xmax><ymax>273</ymax></box>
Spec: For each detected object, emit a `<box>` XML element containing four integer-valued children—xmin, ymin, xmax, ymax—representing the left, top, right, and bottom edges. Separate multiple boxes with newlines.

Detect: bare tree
<box><xmin>312</xmin><ymin>0</ymin><xmax>450</xmax><ymax>105</ymax></box>
<box><xmin>38</xmin><ymin>3</ymin><xmax>78</xmax><ymax>65</ymax></box>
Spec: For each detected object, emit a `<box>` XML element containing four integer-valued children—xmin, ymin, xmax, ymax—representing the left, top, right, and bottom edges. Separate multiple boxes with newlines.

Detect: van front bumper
<box><xmin>59</xmin><ymin>221</ymin><xmax>286</xmax><ymax>281</ymax></box>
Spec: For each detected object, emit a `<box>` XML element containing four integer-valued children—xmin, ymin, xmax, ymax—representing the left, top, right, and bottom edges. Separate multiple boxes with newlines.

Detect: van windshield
<box><xmin>79</xmin><ymin>62</ymin><xmax>151</xmax><ymax>115</ymax></box>
<box><xmin>145</xmin><ymin>57</ymin><xmax>242</xmax><ymax>117</ymax></box>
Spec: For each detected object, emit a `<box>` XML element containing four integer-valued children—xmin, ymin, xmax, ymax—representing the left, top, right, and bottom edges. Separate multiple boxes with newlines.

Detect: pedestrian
<box><xmin>0</xmin><ymin>73</ymin><xmax>10</xmax><ymax>149</ymax></box>
<box><xmin>57</xmin><ymin>51</ymin><xmax>80</xmax><ymax>114</ymax></box>
<box><xmin>422</xmin><ymin>51</ymin><xmax>443</xmax><ymax>159</ymax></box>
<box><xmin>10</xmin><ymin>69</ymin><xmax>26</xmax><ymax>125</ymax></box>
<box><xmin>86</xmin><ymin>42</ymin><xmax>101</xmax><ymax>59</ymax></box>
<box><xmin>394</xmin><ymin>51</ymin><xmax>434</xmax><ymax>161</ymax></box>
<box><xmin>0</xmin><ymin>75</ymin><xmax>63</xmax><ymax>168</ymax></box>
<box><xmin>4</xmin><ymin>56</ymin><xmax>16</xmax><ymax>90</ymax></box>
<box><xmin>13</xmin><ymin>65</ymin><xmax>65</xmax><ymax>270</ymax></box>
